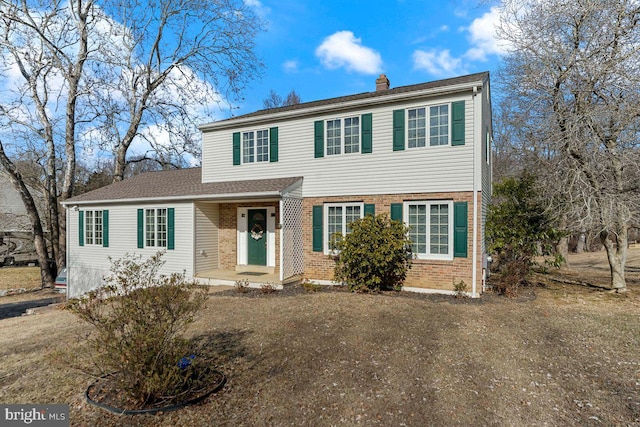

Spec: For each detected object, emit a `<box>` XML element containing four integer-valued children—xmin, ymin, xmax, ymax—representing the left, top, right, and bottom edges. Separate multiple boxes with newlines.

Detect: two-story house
<box><xmin>62</xmin><ymin>71</ymin><xmax>492</xmax><ymax>298</ymax></box>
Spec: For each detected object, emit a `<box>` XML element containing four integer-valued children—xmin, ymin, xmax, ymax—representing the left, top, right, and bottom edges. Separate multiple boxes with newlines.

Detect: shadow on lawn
<box><xmin>191</xmin><ymin>329</ymin><xmax>254</xmax><ymax>366</ymax></box>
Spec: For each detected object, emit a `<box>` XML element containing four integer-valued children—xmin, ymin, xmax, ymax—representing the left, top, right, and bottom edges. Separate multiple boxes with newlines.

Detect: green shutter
<box><xmin>233</xmin><ymin>132</ymin><xmax>241</xmax><ymax>165</ymax></box>
<box><xmin>314</xmin><ymin>120</ymin><xmax>324</xmax><ymax>158</ymax></box>
<box><xmin>269</xmin><ymin>127</ymin><xmax>279</xmax><ymax>162</ymax></box>
<box><xmin>102</xmin><ymin>210</ymin><xmax>109</xmax><ymax>248</ymax></box>
<box><xmin>361</xmin><ymin>113</ymin><xmax>372</xmax><ymax>154</ymax></box>
<box><xmin>451</xmin><ymin>101</ymin><xmax>465</xmax><ymax>146</ymax></box>
<box><xmin>137</xmin><ymin>209</ymin><xmax>144</xmax><ymax>248</ymax></box>
<box><xmin>167</xmin><ymin>208</ymin><xmax>175</xmax><ymax>250</ymax></box>
<box><xmin>390</xmin><ymin>203</ymin><xmax>403</xmax><ymax>221</ymax></box>
<box><xmin>393</xmin><ymin>109</ymin><xmax>405</xmax><ymax>151</ymax></box>
<box><xmin>364</xmin><ymin>204</ymin><xmax>375</xmax><ymax>217</ymax></box>
<box><xmin>78</xmin><ymin>211</ymin><xmax>84</xmax><ymax>247</ymax></box>
<box><xmin>454</xmin><ymin>202</ymin><xmax>468</xmax><ymax>257</ymax></box>
<box><xmin>312</xmin><ymin>205</ymin><xmax>323</xmax><ymax>252</ymax></box>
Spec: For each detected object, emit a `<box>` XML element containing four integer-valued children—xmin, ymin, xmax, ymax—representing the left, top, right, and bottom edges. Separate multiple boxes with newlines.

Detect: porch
<box><xmin>194</xmin><ymin>267</ymin><xmax>302</xmax><ymax>290</ymax></box>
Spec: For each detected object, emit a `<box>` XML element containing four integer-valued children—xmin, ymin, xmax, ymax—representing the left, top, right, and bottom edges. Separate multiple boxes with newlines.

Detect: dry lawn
<box><xmin>0</xmin><ymin>266</ymin><xmax>41</xmax><ymax>291</ymax></box>
<box><xmin>0</xmin><ymin>250</ymin><xmax>639</xmax><ymax>426</ymax></box>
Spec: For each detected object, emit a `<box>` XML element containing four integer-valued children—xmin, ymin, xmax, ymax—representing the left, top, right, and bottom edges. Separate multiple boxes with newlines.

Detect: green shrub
<box><xmin>487</xmin><ymin>173</ymin><xmax>562</xmax><ymax>296</ymax></box>
<box><xmin>453</xmin><ymin>280</ymin><xmax>468</xmax><ymax>298</ymax></box>
<box><xmin>68</xmin><ymin>252</ymin><xmax>208</xmax><ymax>408</ymax></box>
<box><xmin>333</xmin><ymin>214</ymin><xmax>412</xmax><ymax>293</ymax></box>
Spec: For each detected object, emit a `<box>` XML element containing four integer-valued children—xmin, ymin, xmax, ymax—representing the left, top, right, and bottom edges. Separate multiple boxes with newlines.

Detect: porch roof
<box><xmin>63</xmin><ymin>168</ymin><xmax>302</xmax><ymax>206</ymax></box>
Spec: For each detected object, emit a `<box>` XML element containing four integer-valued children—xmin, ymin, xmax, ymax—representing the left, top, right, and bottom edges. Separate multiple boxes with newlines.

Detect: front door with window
<box><xmin>247</xmin><ymin>209</ymin><xmax>267</xmax><ymax>266</ymax></box>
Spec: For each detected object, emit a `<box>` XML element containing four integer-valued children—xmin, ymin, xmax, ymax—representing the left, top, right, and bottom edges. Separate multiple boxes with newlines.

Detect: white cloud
<box><xmin>282</xmin><ymin>60</ymin><xmax>299</xmax><ymax>73</ymax></box>
<box><xmin>413</xmin><ymin>49</ymin><xmax>467</xmax><ymax>78</ymax></box>
<box><xmin>465</xmin><ymin>6</ymin><xmax>509</xmax><ymax>61</ymax></box>
<box><xmin>440</xmin><ymin>25</ymin><xmax>449</xmax><ymax>32</ymax></box>
<box><xmin>315</xmin><ymin>31</ymin><xmax>382</xmax><ymax>75</ymax></box>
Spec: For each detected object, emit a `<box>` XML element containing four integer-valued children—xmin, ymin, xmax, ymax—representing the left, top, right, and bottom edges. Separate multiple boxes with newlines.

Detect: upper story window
<box><xmin>394</xmin><ymin>101</ymin><xmax>464</xmax><ymax>151</ymax></box>
<box><xmin>242</xmin><ymin>129</ymin><xmax>269</xmax><ymax>164</ymax></box>
<box><xmin>145</xmin><ymin>208</ymin><xmax>167</xmax><ymax>247</ymax></box>
<box><xmin>233</xmin><ymin>128</ymin><xmax>278</xmax><ymax>166</ymax></box>
<box><xmin>326</xmin><ymin>116</ymin><xmax>360</xmax><ymax>155</ymax></box>
<box><xmin>325</xmin><ymin>202</ymin><xmax>364</xmax><ymax>252</ymax></box>
<box><xmin>85</xmin><ymin>210</ymin><xmax>103</xmax><ymax>245</ymax></box>
<box><xmin>407</xmin><ymin>104</ymin><xmax>449</xmax><ymax>148</ymax></box>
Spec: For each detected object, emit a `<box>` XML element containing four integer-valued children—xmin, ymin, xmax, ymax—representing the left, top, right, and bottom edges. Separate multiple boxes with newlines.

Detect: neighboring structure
<box><xmin>63</xmin><ymin>72</ymin><xmax>492</xmax><ymax>298</ymax></box>
<box><xmin>0</xmin><ymin>172</ymin><xmax>42</xmax><ymax>265</ymax></box>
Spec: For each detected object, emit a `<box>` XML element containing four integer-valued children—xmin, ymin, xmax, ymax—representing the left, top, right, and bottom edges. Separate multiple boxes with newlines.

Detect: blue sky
<box><xmin>235</xmin><ymin>0</ymin><xmax>504</xmax><ymax>115</ymax></box>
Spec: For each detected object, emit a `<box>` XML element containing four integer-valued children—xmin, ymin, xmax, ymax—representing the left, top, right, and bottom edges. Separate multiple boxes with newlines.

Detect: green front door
<box><xmin>247</xmin><ymin>209</ymin><xmax>267</xmax><ymax>266</ymax></box>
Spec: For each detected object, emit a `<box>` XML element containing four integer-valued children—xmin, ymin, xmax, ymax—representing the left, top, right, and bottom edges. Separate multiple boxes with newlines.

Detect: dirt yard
<box><xmin>0</xmin><ymin>249</ymin><xmax>638</xmax><ymax>426</ymax></box>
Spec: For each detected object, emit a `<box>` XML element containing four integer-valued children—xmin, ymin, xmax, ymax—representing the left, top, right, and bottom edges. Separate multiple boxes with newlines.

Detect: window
<box><xmin>326</xmin><ymin>116</ymin><xmax>360</xmax><ymax>155</ymax></box>
<box><xmin>84</xmin><ymin>210</ymin><xmax>103</xmax><ymax>245</ymax></box>
<box><xmin>485</xmin><ymin>129</ymin><xmax>491</xmax><ymax>165</ymax></box>
<box><xmin>404</xmin><ymin>201</ymin><xmax>453</xmax><ymax>259</ymax></box>
<box><xmin>407</xmin><ymin>104</ymin><xmax>449</xmax><ymax>148</ymax></box>
<box><xmin>145</xmin><ymin>208</ymin><xmax>167</xmax><ymax>247</ymax></box>
<box><xmin>242</xmin><ymin>129</ymin><xmax>269</xmax><ymax>163</ymax></box>
<box><xmin>324</xmin><ymin>202</ymin><xmax>363</xmax><ymax>252</ymax></box>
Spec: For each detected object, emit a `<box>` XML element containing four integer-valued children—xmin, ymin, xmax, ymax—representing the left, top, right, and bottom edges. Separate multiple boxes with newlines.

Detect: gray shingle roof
<box><xmin>213</xmin><ymin>71</ymin><xmax>490</xmax><ymax>123</ymax></box>
<box><xmin>65</xmin><ymin>168</ymin><xmax>302</xmax><ymax>204</ymax></box>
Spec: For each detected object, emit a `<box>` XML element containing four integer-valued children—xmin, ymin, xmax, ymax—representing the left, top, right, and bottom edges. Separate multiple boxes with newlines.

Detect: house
<box><xmin>0</xmin><ymin>172</ymin><xmax>44</xmax><ymax>265</ymax></box>
<box><xmin>62</xmin><ymin>72</ymin><xmax>492</xmax><ymax>298</ymax></box>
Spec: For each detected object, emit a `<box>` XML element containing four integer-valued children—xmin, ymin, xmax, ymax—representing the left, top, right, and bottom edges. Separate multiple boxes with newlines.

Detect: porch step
<box><xmin>235</xmin><ymin>265</ymin><xmax>275</xmax><ymax>274</ymax></box>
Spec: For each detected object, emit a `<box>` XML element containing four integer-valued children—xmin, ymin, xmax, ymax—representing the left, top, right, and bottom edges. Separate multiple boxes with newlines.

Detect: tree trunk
<box><xmin>600</xmin><ymin>228</ymin><xmax>627</xmax><ymax>291</ymax></box>
<box><xmin>0</xmin><ymin>140</ymin><xmax>54</xmax><ymax>288</ymax></box>
<box><xmin>556</xmin><ymin>236</ymin><xmax>569</xmax><ymax>268</ymax></box>
<box><xmin>575</xmin><ymin>230</ymin><xmax>586</xmax><ymax>254</ymax></box>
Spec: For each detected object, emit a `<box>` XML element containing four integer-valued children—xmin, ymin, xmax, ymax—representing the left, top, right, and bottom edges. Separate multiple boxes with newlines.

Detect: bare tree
<box><xmin>496</xmin><ymin>0</ymin><xmax>640</xmax><ymax>291</ymax></box>
<box><xmin>263</xmin><ymin>89</ymin><xmax>302</xmax><ymax>109</ymax></box>
<box><xmin>0</xmin><ymin>0</ymin><xmax>264</xmax><ymax>286</ymax></box>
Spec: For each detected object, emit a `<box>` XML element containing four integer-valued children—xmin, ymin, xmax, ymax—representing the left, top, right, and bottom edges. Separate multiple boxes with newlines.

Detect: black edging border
<box><xmin>85</xmin><ymin>371</ymin><xmax>226</xmax><ymax>416</ymax></box>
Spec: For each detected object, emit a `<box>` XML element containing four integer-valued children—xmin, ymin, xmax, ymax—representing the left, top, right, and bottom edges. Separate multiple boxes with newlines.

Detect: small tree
<box><xmin>68</xmin><ymin>252</ymin><xmax>208</xmax><ymax>408</ymax></box>
<box><xmin>333</xmin><ymin>214</ymin><xmax>412</xmax><ymax>292</ymax></box>
<box><xmin>487</xmin><ymin>173</ymin><xmax>561</xmax><ymax>296</ymax></box>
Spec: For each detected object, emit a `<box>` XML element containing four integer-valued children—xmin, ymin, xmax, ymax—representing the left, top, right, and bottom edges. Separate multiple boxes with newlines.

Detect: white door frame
<box><xmin>237</xmin><ymin>206</ymin><xmax>276</xmax><ymax>267</ymax></box>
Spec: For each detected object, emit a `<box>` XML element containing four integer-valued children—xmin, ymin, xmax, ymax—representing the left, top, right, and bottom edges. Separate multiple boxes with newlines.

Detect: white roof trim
<box><xmin>199</xmin><ymin>79</ymin><xmax>486</xmax><ymax>131</ymax></box>
<box><xmin>61</xmin><ymin>191</ymin><xmax>284</xmax><ymax>207</ymax></box>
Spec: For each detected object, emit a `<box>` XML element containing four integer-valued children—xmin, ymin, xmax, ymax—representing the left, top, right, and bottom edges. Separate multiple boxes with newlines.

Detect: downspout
<box><xmin>472</xmin><ymin>85</ymin><xmax>479</xmax><ymax>297</ymax></box>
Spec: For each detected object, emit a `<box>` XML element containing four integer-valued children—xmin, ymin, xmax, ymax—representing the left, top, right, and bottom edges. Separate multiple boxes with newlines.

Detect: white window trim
<box><xmin>144</xmin><ymin>208</ymin><xmax>168</xmax><ymax>248</ymax></box>
<box><xmin>325</xmin><ymin>116</ymin><xmax>360</xmax><ymax>156</ymax></box>
<box><xmin>406</xmin><ymin>103</ymin><xmax>452</xmax><ymax>148</ymax></box>
<box><xmin>403</xmin><ymin>200</ymin><xmax>454</xmax><ymax>261</ymax></box>
<box><xmin>323</xmin><ymin>202</ymin><xmax>364</xmax><ymax>254</ymax></box>
<box><xmin>84</xmin><ymin>210</ymin><xmax>103</xmax><ymax>246</ymax></box>
<box><xmin>241</xmin><ymin>129</ymin><xmax>269</xmax><ymax>164</ymax></box>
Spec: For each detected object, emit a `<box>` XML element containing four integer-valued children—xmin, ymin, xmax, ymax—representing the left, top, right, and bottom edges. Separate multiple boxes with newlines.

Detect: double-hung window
<box><xmin>84</xmin><ymin>210</ymin><xmax>103</xmax><ymax>245</ymax></box>
<box><xmin>407</xmin><ymin>104</ymin><xmax>449</xmax><ymax>147</ymax></box>
<box><xmin>404</xmin><ymin>201</ymin><xmax>453</xmax><ymax>260</ymax></box>
<box><xmin>326</xmin><ymin>116</ymin><xmax>360</xmax><ymax>155</ymax></box>
<box><xmin>324</xmin><ymin>202</ymin><xmax>363</xmax><ymax>252</ymax></box>
<box><xmin>242</xmin><ymin>129</ymin><xmax>269</xmax><ymax>163</ymax></box>
<box><xmin>145</xmin><ymin>208</ymin><xmax>167</xmax><ymax>247</ymax></box>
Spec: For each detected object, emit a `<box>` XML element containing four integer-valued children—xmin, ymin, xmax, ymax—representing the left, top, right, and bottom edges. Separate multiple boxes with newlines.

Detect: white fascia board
<box><xmin>61</xmin><ymin>192</ymin><xmax>283</xmax><ymax>207</ymax></box>
<box><xmin>199</xmin><ymin>80</ymin><xmax>485</xmax><ymax>132</ymax></box>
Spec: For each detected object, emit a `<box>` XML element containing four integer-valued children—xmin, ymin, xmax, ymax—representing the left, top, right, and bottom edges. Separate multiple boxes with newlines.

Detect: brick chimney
<box><xmin>375</xmin><ymin>74</ymin><xmax>390</xmax><ymax>91</ymax></box>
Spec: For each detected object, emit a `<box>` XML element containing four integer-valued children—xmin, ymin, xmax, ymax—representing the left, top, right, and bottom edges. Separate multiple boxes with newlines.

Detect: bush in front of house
<box><xmin>68</xmin><ymin>252</ymin><xmax>208</xmax><ymax>408</ymax></box>
<box><xmin>487</xmin><ymin>173</ymin><xmax>562</xmax><ymax>296</ymax></box>
<box><xmin>333</xmin><ymin>214</ymin><xmax>412</xmax><ymax>292</ymax></box>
